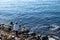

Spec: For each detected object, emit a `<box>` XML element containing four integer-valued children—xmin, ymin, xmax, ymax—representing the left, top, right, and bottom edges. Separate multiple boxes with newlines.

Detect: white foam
<box><xmin>49</xmin><ymin>37</ymin><xmax>56</xmax><ymax>40</ymax></box>
<box><xmin>50</xmin><ymin>24</ymin><xmax>59</xmax><ymax>30</ymax></box>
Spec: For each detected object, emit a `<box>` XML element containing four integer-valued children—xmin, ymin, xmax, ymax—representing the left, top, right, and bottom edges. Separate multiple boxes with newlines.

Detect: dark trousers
<box><xmin>15</xmin><ymin>31</ymin><xmax>18</xmax><ymax>37</ymax></box>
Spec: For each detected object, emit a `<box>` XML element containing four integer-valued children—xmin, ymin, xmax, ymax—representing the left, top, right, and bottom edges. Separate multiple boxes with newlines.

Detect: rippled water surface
<box><xmin>0</xmin><ymin>0</ymin><xmax>60</xmax><ymax>36</ymax></box>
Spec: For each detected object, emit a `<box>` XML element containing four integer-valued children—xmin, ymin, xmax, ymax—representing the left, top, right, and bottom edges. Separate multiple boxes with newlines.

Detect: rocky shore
<box><xmin>0</xmin><ymin>22</ymin><xmax>60</xmax><ymax>40</ymax></box>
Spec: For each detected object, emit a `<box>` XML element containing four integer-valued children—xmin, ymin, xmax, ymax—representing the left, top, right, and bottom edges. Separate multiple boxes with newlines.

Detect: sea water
<box><xmin>0</xmin><ymin>0</ymin><xmax>60</xmax><ymax>37</ymax></box>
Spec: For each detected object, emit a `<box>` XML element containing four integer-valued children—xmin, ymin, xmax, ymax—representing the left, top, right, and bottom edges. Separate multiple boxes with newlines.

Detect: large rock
<box><xmin>28</xmin><ymin>32</ymin><xmax>36</xmax><ymax>36</ymax></box>
<box><xmin>41</xmin><ymin>35</ymin><xmax>48</xmax><ymax>40</ymax></box>
<box><xmin>18</xmin><ymin>27</ymin><xmax>29</xmax><ymax>34</ymax></box>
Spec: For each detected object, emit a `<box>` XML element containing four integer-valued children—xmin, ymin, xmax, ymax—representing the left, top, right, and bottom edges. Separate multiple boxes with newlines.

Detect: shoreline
<box><xmin>0</xmin><ymin>28</ymin><xmax>59</xmax><ymax>40</ymax></box>
<box><xmin>0</xmin><ymin>22</ymin><xmax>60</xmax><ymax>40</ymax></box>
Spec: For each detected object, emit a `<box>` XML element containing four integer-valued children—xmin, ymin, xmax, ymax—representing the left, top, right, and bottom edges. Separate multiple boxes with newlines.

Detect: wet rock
<box><xmin>0</xmin><ymin>24</ymin><xmax>5</xmax><ymax>30</ymax></box>
<box><xmin>0</xmin><ymin>24</ymin><xmax>1</xmax><ymax>29</ymax></box>
<box><xmin>27</xmin><ymin>36</ymin><xmax>37</xmax><ymax>40</ymax></box>
<box><xmin>0</xmin><ymin>23</ymin><xmax>59</xmax><ymax>40</ymax></box>
<box><xmin>18</xmin><ymin>27</ymin><xmax>29</xmax><ymax>34</ymax></box>
<box><xmin>1</xmin><ymin>37</ymin><xmax>7</xmax><ymax>40</ymax></box>
<box><xmin>7</xmin><ymin>35</ymin><xmax>12</xmax><ymax>39</ymax></box>
<box><xmin>48</xmin><ymin>35</ymin><xmax>60</xmax><ymax>40</ymax></box>
<box><xmin>35</xmin><ymin>34</ymin><xmax>41</xmax><ymax>37</ymax></box>
<box><xmin>48</xmin><ymin>35</ymin><xmax>56</xmax><ymax>40</ymax></box>
<box><xmin>35</xmin><ymin>34</ymin><xmax>41</xmax><ymax>40</ymax></box>
<box><xmin>28</xmin><ymin>32</ymin><xmax>36</xmax><ymax>36</ymax></box>
<box><xmin>41</xmin><ymin>35</ymin><xmax>48</xmax><ymax>40</ymax></box>
<box><xmin>49</xmin><ymin>37</ymin><xmax>56</xmax><ymax>40</ymax></box>
<box><xmin>56</xmin><ymin>28</ymin><xmax>60</xmax><ymax>31</ymax></box>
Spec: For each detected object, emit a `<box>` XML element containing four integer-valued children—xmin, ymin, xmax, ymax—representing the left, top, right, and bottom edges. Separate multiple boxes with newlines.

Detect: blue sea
<box><xmin>0</xmin><ymin>0</ymin><xmax>60</xmax><ymax>37</ymax></box>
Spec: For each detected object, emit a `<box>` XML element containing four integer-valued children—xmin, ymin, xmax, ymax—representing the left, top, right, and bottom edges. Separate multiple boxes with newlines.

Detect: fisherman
<box><xmin>13</xmin><ymin>23</ymin><xmax>19</xmax><ymax>37</ymax></box>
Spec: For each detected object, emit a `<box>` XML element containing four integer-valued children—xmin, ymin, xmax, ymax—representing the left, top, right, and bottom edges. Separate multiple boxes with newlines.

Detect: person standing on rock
<box><xmin>13</xmin><ymin>23</ymin><xmax>19</xmax><ymax>37</ymax></box>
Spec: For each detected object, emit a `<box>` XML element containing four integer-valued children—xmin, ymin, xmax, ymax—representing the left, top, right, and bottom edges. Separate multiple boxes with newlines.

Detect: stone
<box><xmin>18</xmin><ymin>27</ymin><xmax>29</xmax><ymax>34</ymax></box>
<box><xmin>41</xmin><ymin>35</ymin><xmax>48</xmax><ymax>40</ymax></box>
<box><xmin>28</xmin><ymin>32</ymin><xmax>36</xmax><ymax>36</ymax></box>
